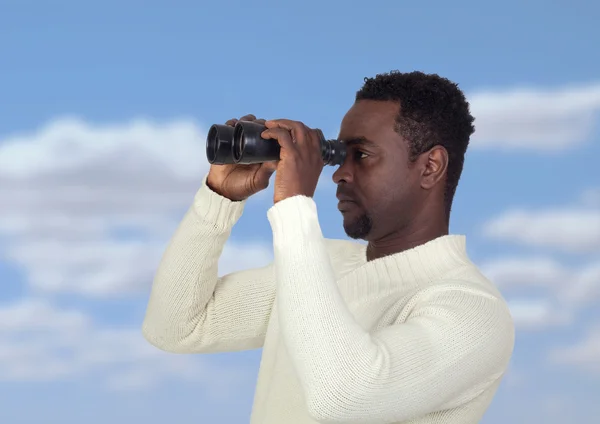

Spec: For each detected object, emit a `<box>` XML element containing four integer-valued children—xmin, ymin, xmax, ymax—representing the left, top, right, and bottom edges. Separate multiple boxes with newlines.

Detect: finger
<box><xmin>252</xmin><ymin>162</ymin><xmax>276</xmax><ymax>190</ymax></box>
<box><xmin>239</xmin><ymin>114</ymin><xmax>257</xmax><ymax>121</ymax></box>
<box><xmin>225</xmin><ymin>118</ymin><xmax>238</xmax><ymax>126</ymax></box>
<box><xmin>265</xmin><ymin>119</ymin><xmax>310</xmax><ymax>145</ymax></box>
<box><xmin>259</xmin><ymin>161</ymin><xmax>278</xmax><ymax>176</ymax></box>
<box><xmin>308</xmin><ymin>128</ymin><xmax>325</xmax><ymax>149</ymax></box>
<box><xmin>261</xmin><ymin>127</ymin><xmax>296</xmax><ymax>152</ymax></box>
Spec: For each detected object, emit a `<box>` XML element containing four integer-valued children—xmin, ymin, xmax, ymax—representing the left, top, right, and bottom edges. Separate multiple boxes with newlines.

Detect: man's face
<box><xmin>333</xmin><ymin>100</ymin><xmax>422</xmax><ymax>241</ymax></box>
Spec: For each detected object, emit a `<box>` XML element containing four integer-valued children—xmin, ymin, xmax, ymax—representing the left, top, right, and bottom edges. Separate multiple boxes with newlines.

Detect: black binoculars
<box><xmin>206</xmin><ymin>121</ymin><xmax>346</xmax><ymax>166</ymax></box>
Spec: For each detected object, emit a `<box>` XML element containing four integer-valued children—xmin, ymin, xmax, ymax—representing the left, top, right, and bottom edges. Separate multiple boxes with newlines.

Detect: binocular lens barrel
<box><xmin>232</xmin><ymin>121</ymin><xmax>281</xmax><ymax>164</ymax></box>
<box><xmin>206</xmin><ymin>121</ymin><xmax>346</xmax><ymax>166</ymax></box>
<box><xmin>206</xmin><ymin>125</ymin><xmax>236</xmax><ymax>164</ymax></box>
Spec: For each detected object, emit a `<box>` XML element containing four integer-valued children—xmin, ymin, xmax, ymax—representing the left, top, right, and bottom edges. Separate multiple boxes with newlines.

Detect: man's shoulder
<box><xmin>415</xmin><ymin>276</ymin><xmax>512</xmax><ymax>318</ymax></box>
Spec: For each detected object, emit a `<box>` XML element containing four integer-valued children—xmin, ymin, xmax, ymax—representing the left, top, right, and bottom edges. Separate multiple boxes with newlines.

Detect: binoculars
<box><xmin>206</xmin><ymin>121</ymin><xmax>346</xmax><ymax>166</ymax></box>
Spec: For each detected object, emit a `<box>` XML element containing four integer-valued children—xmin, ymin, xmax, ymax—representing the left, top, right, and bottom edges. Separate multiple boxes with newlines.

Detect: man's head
<box><xmin>333</xmin><ymin>70</ymin><xmax>475</xmax><ymax>241</ymax></box>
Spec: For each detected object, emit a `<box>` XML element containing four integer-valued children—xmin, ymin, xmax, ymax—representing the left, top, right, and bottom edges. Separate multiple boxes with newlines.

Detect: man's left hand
<box><xmin>262</xmin><ymin>119</ymin><xmax>325</xmax><ymax>204</ymax></box>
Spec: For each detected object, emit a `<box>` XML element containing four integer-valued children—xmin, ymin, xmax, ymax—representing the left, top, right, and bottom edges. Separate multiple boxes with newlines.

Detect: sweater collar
<box><xmin>337</xmin><ymin>235</ymin><xmax>473</xmax><ymax>298</ymax></box>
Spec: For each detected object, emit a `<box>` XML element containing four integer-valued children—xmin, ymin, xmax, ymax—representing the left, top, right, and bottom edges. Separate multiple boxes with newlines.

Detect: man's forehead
<box><xmin>343</xmin><ymin>100</ymin><xmax>397</xmax><ymax>122</ymax></box>
<box><xmin>339</xmin><ymin>100</ymin><xmax>399</xmax><ymax>142</ymax></box>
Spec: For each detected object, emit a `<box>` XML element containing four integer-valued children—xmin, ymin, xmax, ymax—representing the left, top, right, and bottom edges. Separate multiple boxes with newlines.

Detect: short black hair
<box><xmin>355</xmin><ymin>70</ymin><xmax>475</xmax><ymax>218</ymax></box>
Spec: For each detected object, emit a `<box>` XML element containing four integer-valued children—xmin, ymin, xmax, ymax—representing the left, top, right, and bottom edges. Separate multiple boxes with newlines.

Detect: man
<box><xmin>142</xmin><ymin>70</ymin><xmax>515</xmax><ymax>424</ymax></box>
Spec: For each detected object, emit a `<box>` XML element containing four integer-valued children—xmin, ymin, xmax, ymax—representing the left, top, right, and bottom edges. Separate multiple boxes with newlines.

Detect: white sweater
<box><xmin>142</xmin><ymin>175</ymin><xmax>515</xmax><ymax>424</ymax></box>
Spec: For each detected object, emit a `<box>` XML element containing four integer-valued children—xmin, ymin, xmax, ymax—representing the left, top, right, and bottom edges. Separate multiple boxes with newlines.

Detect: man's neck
<box><xmin>366</xmin><ymin>221</ymin><xmax>449</xmax><ymax>261</ymax></box>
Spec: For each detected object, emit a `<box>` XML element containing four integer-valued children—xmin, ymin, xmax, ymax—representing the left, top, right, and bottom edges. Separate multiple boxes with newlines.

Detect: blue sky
<box><xmin>1</xmin><ymin>1</ymin><xmax>599</xmax><ymax>423</ymax></box>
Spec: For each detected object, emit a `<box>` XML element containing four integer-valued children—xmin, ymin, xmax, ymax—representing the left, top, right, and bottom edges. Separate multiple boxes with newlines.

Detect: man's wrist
<box><xmin>206</xmin><ymin>176</ymin><xmax>247</xmax><ymax>202</ymax></box>
<box><xmin>193</xmin><ymin>174</ymin><xmax>246</xmax><ymax>229</ymax></box>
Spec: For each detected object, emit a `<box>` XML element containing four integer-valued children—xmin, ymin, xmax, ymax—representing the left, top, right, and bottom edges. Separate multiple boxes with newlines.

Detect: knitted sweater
<box><xmin>142</xmin><ymin>175</ymin><xmax>515</xmax><ymax>424</ymax></box>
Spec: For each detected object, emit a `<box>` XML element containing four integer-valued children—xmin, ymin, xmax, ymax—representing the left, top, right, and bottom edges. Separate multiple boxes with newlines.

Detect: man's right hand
<box><xmin>206</xmin><ymin>114</ymin><xmax>278</xmax><ymax>202</ymax></box>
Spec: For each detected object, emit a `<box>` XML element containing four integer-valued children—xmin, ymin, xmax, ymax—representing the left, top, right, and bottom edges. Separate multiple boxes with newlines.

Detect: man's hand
<box><xmin>262</xmin><ymin>119</ymin><xmax>325</xmax><ymax>204</ymax></box>
<box><xmin>206</xmin><ymin>114</ymin><xmax>278</xmax><ymax>202</ymax></box>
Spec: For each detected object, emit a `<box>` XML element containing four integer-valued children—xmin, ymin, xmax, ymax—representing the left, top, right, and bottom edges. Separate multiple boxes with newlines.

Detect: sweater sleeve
<box><xmin>142</xmin><ymin>175</ymin><xmax>276</xmax><ymax>354</ymax></box>
<box><xmin>267</xmin><ymin>195</ymin><xmax>515</xmax><ymax>424</ymax></box>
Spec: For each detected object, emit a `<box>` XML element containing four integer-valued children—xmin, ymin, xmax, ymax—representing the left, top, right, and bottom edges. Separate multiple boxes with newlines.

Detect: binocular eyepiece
<box><xmin>206</xmin><ymin>121</ymin><xmax>346</xmax><ymax>166</ymax></box>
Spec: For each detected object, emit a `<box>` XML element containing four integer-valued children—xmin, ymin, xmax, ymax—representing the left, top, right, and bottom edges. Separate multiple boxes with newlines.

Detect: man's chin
<box><xmin>342</xmin><ymin>213</ymin><xmax>373</xmax><ymax>240</ymax></box>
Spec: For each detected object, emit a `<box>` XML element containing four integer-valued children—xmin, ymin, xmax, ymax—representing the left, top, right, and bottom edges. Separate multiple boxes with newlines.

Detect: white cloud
<box><xmin>0</xmin><ymin>298</ymin><xmax>89</xmax><ymax>332</ymax></box>
<box><xmin>481</xmin><ymin>257</ymin><xmax>600</xmax><ymax>304</ymax></box>
<box><xmin>0</xmin><ymin>117</ymin><xmax>208</xmax><ymax>237</ymax></box>
<box><xmin>562</xmin><ymin>261</ymin><xmax>600</xmax><ymax>307</ymax></box>
<box><xmin>4</xmin><ymin>239</ymin><xmax>164</xmax><ymax>296</ymax></box>
<box><xmin>4</xmin><ymin>236</ymin><xmax>272</xmax><ymax>298</ymax></box>
<box><xmin>580</xmin><ymin>187</ymin><xmax>600</xmax><ymax>208</ymax></box>
<box><xmin>328</xmin><ymin>82</ymin><xmax>600</xmax><ymax>152</ymax></box>
<box><xmin>481</xmin><ymin>192</ymin><xmax>599</xmax><ymax>324</ymax></box>
<box><xmin>0</xmin><ymin>298</ymin><xmax>252</xmax><ymax>391</ymax></box>
<box><xmin>480</xmin><ymin>256</ymin><xmax>570</xmax><ymax>289</ymax></box>
<box><xmin>469</xmin><ymin>82</ymin><xmax>600</xmax><ymax>151</ymax></box>
<box><xmin>482</xmin><ymin>206</ymin><xmax>600</xmax><ymax>254</ymax></box>
<box><xmin>219</xmin><ymin>241</ymin><xmax>273</xmax><ymax>275</ymax></box>
<box><xmin>548</xmin><ymin>324</ymin><xmax>600</xmax><ymax>374</ymax></box>
<box><xmin>481</xmin><ymin>256</ymin><xmax>599</xmax><ymax>329</ymax></box>
<box><xmin>0</xmin><ymin>117</ymin><xmax>206</xmax><ymax>180</ymax></box>
<box><xmin>0</xmin><ymin>117</ymin><xmax>275</xmax><ymax>298</ymax></box>
<box><xmin>507</xmin><ymin>298</ymin><xmax>572</xmax><ymax>331</ymax></box>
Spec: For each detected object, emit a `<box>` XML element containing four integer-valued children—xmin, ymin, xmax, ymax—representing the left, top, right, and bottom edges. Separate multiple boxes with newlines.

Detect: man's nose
<box><xmin>332</xmin><ymin>160</ymin><xmax>353</xmax><ymax>184</ymax></box>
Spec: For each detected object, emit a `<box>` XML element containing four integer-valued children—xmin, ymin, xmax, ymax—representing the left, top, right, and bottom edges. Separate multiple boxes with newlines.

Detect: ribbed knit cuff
<box><xmin>267</xmin><ymin>195</ymin><xmax>323</xmax><ymax>247</ymax></box>
<box><xmin>192</xmin><ymin>174</ymin><xmax>246</xmax><ymax>231</ymax></box>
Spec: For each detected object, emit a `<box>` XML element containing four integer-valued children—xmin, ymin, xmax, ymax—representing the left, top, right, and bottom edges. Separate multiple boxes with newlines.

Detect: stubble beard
<box><xmin>343</xmin><ymin>213</ymin><xmax>373</xmax><ymax>240</ymax></box>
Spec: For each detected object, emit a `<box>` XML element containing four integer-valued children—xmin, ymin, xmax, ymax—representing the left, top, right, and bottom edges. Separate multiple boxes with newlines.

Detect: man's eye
<box><xmin>354</xmin><ymin>151</ymin><xmax>369</xmax><ymax>159</ymax></box>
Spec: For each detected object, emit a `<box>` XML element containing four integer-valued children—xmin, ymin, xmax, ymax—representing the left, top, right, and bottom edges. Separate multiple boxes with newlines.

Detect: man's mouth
<box><xmin>336</xmin><ymin>188</ymin><xmax>359</xmax><ymax>212</ymax></box>
<box><xmin>337</xmin><ymin>199</ymin><xmax>357</xmax><ymax>212</ymax></box>
<box><xmin>335</xmin><ymin>191</ymin><xmax>355</xmax><ymax>202</ymax></box>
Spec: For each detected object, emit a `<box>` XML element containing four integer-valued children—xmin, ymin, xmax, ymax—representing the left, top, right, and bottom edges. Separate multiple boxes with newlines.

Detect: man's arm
<box><xmin>267</xmin><ymin>195</ymin><xmax>515</xmax><ymax>423</ymax></box>
<box><xmin>142</xmin><ymin>175</ymin><xmax>276</xmax><ymax>354</ymax></box>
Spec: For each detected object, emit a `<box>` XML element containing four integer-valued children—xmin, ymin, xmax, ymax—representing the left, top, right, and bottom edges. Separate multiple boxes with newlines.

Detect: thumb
<box><xmin>259</xmin><ymin>161</ymin><xmax>278</xmax><ymax>175</ymax></box>
<box><xmin>253</xmin><ymin>161</ymin><xmax>277</xmax><ymax>188</ymax></box>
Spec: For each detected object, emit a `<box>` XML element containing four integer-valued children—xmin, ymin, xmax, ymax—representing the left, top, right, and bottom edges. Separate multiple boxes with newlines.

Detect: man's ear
<box><xmin>419</xmin><ymin>145</ymin><xmax>448</xmax><ymax>190</ymax></box>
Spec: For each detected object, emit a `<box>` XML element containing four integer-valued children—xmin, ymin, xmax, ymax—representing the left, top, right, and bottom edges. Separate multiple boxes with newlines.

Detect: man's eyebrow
<box><xmin>341</xmin><ymin>136</ymin><xmax>378</xmax><ymax>147</ymax></box>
